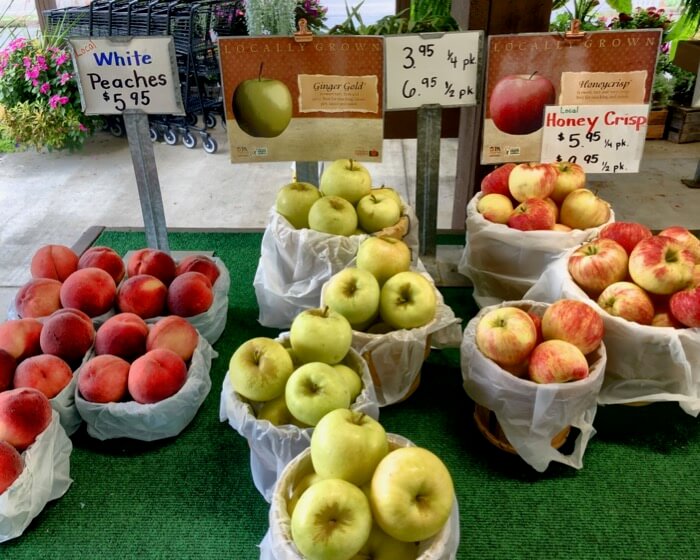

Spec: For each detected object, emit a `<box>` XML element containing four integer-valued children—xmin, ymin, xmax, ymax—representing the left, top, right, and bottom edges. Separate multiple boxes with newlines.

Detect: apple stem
<box><xmin>528</xmin><ymin>71</ymin><xmax>538</xmax><ymax>80</ymax></box>
<box><xmin>348</xmin><ymin>158</ymin><xmax>354</xmax><ymax>171</ymax></box>
<box><xmin>321</xmin><ymin>305</ymin><xmax>329</xmax><ymax>318</ymax></box>
<box><xmin>258</xmin><ymin>62</ymin><xmax>263</xmax><ymax>81</ymax></box>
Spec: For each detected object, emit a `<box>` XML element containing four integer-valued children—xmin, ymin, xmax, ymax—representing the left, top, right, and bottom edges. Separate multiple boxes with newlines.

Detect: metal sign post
<box><xmin>415</xmin><ymin>105</ymin><xmax>442</xmax><ymax>257</ymax></box>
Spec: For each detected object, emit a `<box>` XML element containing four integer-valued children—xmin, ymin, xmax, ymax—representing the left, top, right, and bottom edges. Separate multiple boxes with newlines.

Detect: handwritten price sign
<box><xmin>540</xmin><ymin>104</ymin><xmax>649</xmax><ymax>173</ymax></box>
<box><xmin>384</xmin><ymin>31</ymin><xmax>482</xmax><ymax>111</ymax></box>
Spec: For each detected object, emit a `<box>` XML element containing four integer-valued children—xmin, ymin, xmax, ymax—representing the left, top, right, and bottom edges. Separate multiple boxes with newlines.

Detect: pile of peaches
<box><xmin>476</xmin><ymin>161</ymin><xmax>612</xmax><ymax>232</ymax></box>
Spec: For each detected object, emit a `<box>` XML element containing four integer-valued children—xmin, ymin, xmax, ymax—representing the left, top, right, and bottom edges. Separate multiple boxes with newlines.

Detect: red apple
<box><xmin>0</xmin><ymin>349</ymin><xmax>16</xmax><ymax>392</ymax></box>
<box><xmin>658</xmin><ymin>226</ymin><xmax>700</xmax><ymax>264</ymax></box>
<box><xmin>652</xmin><ymin>301</ymin><xmax>684</xmax><ymax>328</ymax></box>
<box><xmin>691</xmin><ymin>264</ymin><xmax>700</xmax><ymax>288</ymax></box>
<box><xmin>559</xmin><ymin>189</ymin><xmax>611</xmax><ymax>230</ymax></box>
<box><xmin>0</xmin><ymin>387</ymin><xmax>53</xmax><ymax>451</ymax></box>
<box><xmin>528</xmin><ymin>339</ymin><xmax>590</xmax><ymax>384</ymax></box>
<box><xmin>477</xmin><ymin>193</ymin><xmax>513</xmax><ymax>224</ymax></box>
<box><xmin>489</xmin><ymin>73</ymin><xmax>556</xmax><ymax>135</ymax></box>
<box><xmin>541</xmin><ymin>299</ymin><xmax>604</xmax><ymax>355</ymax></box>
<box><xmin>598</xmin><ymin>221</ymin><xmax>653</xmax><ymax>255</ymax></box>
<box><xmin>527</xmin><ymin>311</ymin><xmax>544</xmax><ymax>346</ymax></box>
<box><xmin>550</xmin><ymin>161</ymin><xmax>586</xmax><ymax>204</ymax></box>
<box><xmin>78</xmin><ymin>354</ymin><xmax>131</xmax><ymax>403</ymax></box>
<box><xmin>176</xmin><ymin>255</ymin><xmax>220</xmax><ymax>286</ymax></box>
<box><xmin>128</xmin><ymin>348</ymin><xmax>188</xmax><ymax>404</ymax></box>
<box><xmin>597</xmin><ymin>281</ymin><xmax>655</xmax><ymax>325</ymax></box>
<box><xmin>0</xmin><ymin>318</ymin><xmax>43</xmax><ymax>362</ymax></box>
<box><xmin>507</xmin><ymin>198</ymin><xmax>556</xmax><ymax>231</ymax></box>
<box><xmin>568</xmin><ymin>238</ymin><xmax>628</xmax><ymax>296</ymax></box>
<box><xmin>0</xmin><ymin>440</ymin><xmax>23</xmax><ymax>494</ymax></box>
<box><xmin>480</xmin><ymin>163</ymin><xmax>516</xmax><ymax>198</ymax></box>
<box><xmin>508</xmin><ymin>163</ymin><xmax>557</xmax><ymax>202</ymax></box>
<box><xmin>669</xmin><ymin>287</ymin><xmax>700</xmax><ymax>328</ymax></box>
<box><xmin>628</xmin><ymin>235</ymin><xmax>695</xmax><ymax>295</ymax></box>
<box><xmin>475</xmin><ymin>306</ymin><xmax>538</xmax><ymax>368</ymax></box>
<box><xmin>13</xmin><ymin>354</ymin><xmax>73</xmax><ymax>399</ymax></box>
<box><xmin>78</xmin><ymin>246</ymin><xmax>126</xmax><ymax>285</ymax></box>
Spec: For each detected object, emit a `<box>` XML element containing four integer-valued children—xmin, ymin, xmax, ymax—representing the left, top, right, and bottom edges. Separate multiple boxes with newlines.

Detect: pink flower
<box><xmin>49</xmin><ymin>94</ymin><xmax>69</xmax><ymax>109</ymax></box>
<box><xmin>31</xmin><ymin>79</ymin><xmax>39</xmax><ymax>87</ymax></box>
<box><xmin>78</xmin><ymin>123</ymin><xmax>88</xmax><ymax>132</ymax></box>
<box><xmin>8</xmin><ymin>38</ymin><xmax>27</xmax><ymax>52</ymax></box>
<box><xmin>23</xmin><ymin>56</ymin><xmax>32</xmax><ymax>68</ymax></box>
<box><xmin>59</xmin><ymin>72</ymin><xmax>71</xmax><ymax>85</ymax></box>
<box><xmin>35</xmin><ymin>55</ymin><xmax>48</xmax><ymax>71</ymax></box>
<box><xmin>40</xmin><ymin>82</ymin><xmax>51</xmax><ymax>94</ymax></box>
<box><xmin>25</xmin><ymin>66</ymin><xmax>39</xmax><ymax>80</ymax></box>
<box><xmin>54</xmin><ymin>52</ymin><xmax>69</xmax><ymax>66</ymax></box>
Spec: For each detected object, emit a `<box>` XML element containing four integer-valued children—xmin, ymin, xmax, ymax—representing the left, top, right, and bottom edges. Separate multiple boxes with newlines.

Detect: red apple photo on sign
<box><xmin>489</xmin><ymin>72</ymin><xmax>556</xmax><ymax>135</ymax></box>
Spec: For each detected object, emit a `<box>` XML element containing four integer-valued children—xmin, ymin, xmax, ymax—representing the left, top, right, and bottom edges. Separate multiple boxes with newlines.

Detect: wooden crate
<box><xmin>666</xmin><ymin>105</ymin><xmax>700</xmax><ymax>143</ymax></box>
<box><xmin>646</xmin><ymin>108</ymin><xmax>669</xmax><ymax>139</ymax></box>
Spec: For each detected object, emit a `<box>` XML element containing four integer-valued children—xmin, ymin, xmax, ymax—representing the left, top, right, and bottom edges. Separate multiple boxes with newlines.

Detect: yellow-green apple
<box><xmin>658</xmin><ymin>226</ymin><xmax>700</xmax><ymax>263</ymax></box>
<box><xmin>175</xmin><ymin>254</ymin><xmax>220</xmax><ymax>286</ymax></box>
<box><xmin>128</xmin><ymin>348</ymin><xmax>188</xmax><ymax>404</ymax></box>
<box><xmin>528</xmin><ymin>339</ymin><xmax>589</xmax><ymax>383</ymax></box>
<box><xmin>257</xmin><ymin>393</ymin><xmax>306</xmax><ymax>427</ymax></box>
<box><xmin>370</xmin><ymin>186</ymin><xmax>403</xmax><ymax>210</ymax></box>
<box><xmin>352</xmin><ymin>524</ymin><xmax>419</xmax><ymax>560</ymax></box>
<box><xmin>508</xmin><ymin>162</ymin><xmax>557</xmax><ymax>202</ymax></box>
<box><xmin>598</xmin><ymin>221</ymin><xmax>653</xmax><ymax>255</ymax></box>
<box><xmin>275</xmin><ymin>181</ymin><xmax>322</xmax><ymax>229</ymax></box>
<box><xmin>324</xmin><ymin>268</ymin><xmax>380</xmax><ymax>330</ymax></box>
<box><xmin>14</xmin><ymin>278</ymin><xmax>62</xmax><ymax>319</ymax></box>
<box><xmin>78</xmin><ymin>354</ymin><xmax>130</xmax><ymax>403</ymax></box>
<box><xmin>550</xmin><ymin>161</ymin><xmax>586</xmax><ymax>204</ymax></box>
<box><xmin>379</xmin><ymin>271</ymin><xmax>437</xmax><ymax>330</ymax></box>
<box><xmin>480</xmin><ymin>163</ymin><xmax>516</xmax><ymax>198</ymax></box>
<box><xmin>597</xmin><ymin>281</ymin><xmax>655</xmax><ymax>325</ymax></box>
<box><xmin>287</xmin><ymin>471</ymin><xmax>323</xmax><ymax>516</ymax></box>
<box><xmin>567</xmin><ymin>238</ymin><xmax>628</xmax><ymax>296</ymax></box>
<box><xmin>0</xmin><ymin>349</ymin><xmax>16</xmax><ymax>392</ymax></box>
<box><xmin>541</xmin><ymin>299</ymin><xmax>604</xmax><ymax>355</ymax></box>
<box><xmin>13</xmin><ymin>354</ymin><xmax>73</xmax><ymax>399</ymax></box>
<box><xmin>370</xmin><ymin>446</ymin><xmax>454</xmax><ymax>542</ymax></box>
<box><xmin>477</xmin><ymin>193</ymin><xmax>514</xmax><ymax>224</ymax></box>
<box><xmin>290</xmin><ymin>307</ymin><xmax>353</xmax><ymax>365</ymax></box>
<box><xmin>356</xmin><ymin>236</ymin><xmax>411</xmax><ymax>286</ymax></box>
<box><xmin>229</xmin><ymin>337</ymin><xmax>294</xmax><ymax>402</ymax></box>
<box><xmin>311</xmin><ymin>408</ymin><xmax>389</xmax><ymax>486</ymax></box>
<box><xmin>628</xmin><ymin>235</ymin><xmax>695</xmax><ymax>295</ymax></box>
<box><xmin>559</xmin><ymin>189</ymin><xmax>611</xmax><ymax>230</ymax></box>
<box><xmin>232</xmin><ymin>65</ymin><xmax>293</xmax><ymax>138</ymax></box>
<box><xmin>356</xmin><ymin>192</ymin><xmax>401</xmax><ymax>233</ymax></box>
<box><xmin>308</xmin><ymin>195</ymin><xmax>358</xmax><ymax>236</ymax></box>
<box><xmin>475</xmin><ymin>306</ymin><xmax>537</xmax><ymax>368</ymax></box>
<box><xmin>0</xmin><ymin>318</ymin><xmax>42</xmax><ymax>362</ymax></box>
<box><xmin>669</xmin><ymin>286</ymin><xmax>700</xmax><ymax>328</ymax></box>
<box><xmin>0</xmin><ymin>440</ymin><xmax>23</xmax><ymax>494</ymax></box>
<box><xmin>320</xmin><ymin>159</ymin><xmax>372</xmax><ymax>204</ymax></box>
<box><xmin>284</xmin><ymin>362</ymin><xmax>351</xmax><ymax>426</ymax></box>
<box><xmin>489</xmin><ymin>73</ymin><xmax>556</xmax><ymax>135</ymax></box>
<box><xmin>95</xmin><ymin>312</ymin><xmax>149</xmax><ymax>361</ymax></box>
<box><xmin>333</xmin><ymin>363</ymin><xmax>362</xmax><ymax>401</ymax></box>
<box><xmin>507</xmin><ymin>197</ymin><xmax>556</xmax><ymax>231</ymax></box>
<box><xmin>0</xmin><ymin>387</ymin><xmax>52</xmax><ymax>451</ymax></box>
<box><xmin>291</xmin><ymin>478</ymin><xmax>372</xmax><ymax>560</ymax></box>
<box><xmin>146</xmin><ymin>315</ymin><xmax>199</xmax><ymax>363</ymax></box>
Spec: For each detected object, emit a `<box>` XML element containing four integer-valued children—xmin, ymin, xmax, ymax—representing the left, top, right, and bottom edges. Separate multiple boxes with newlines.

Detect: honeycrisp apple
<box><xmin>356</xmin><ymin>192</ymin><xmax>402</xmax><ymax>233</ymax></box>
<box><xmin>541</xmin><ymin>299</ymin><xmax>604</xmax><ymax>355</ymax></box>
<box><xmin>477</xmin><ymin>193</ymin><xmax>514</xmax><ymax>224</ymax></box>
<box><xmin>229</xmin><ymin>337</ymin><xmax>294</xmax><ymax>402</ymax></box>
<box><xmin>370</xmin><ymin>446</ymin><xmax>454</xmax><ymax>542</ymax></box>
<box><xmin>597</xmin><ymin>281</ymin><xmax>655</xmax><ymax>325</ymax></box>
<box><xmin>475</xmin><ymin>306</ymin><xmax>537</xmax><ymax>368</ymax></box>
<box><xmin>480</xmin><ymin>163</ymin><xmax>516</xmax><ymax>198</ymax></box>
<box><xmin>628</xmin><ymin>235</ymin><xmax>695</xmax><ymax>295</ymax></box>
<box><xmin>507</xmin><ymin>198</ymin><xmax>555</xmax><ymax>231</ymax></box>
<box><xmin>658</xmin><ymin>226</ymin><xmax>700</xmax><ymax>263</ymax></box>
<box><xmin>291</xmin><ymin>478</ymin><xmax>372</xmax><ymax>560</ymax></box>
<box><xmin>550</xmin><ymin>161</ymin><xmax>586</xmax><ymax>204</ymax></box>
<box><xmin>508</xmin><ymin>162</ymin><xmax>557</xmax><ymax>202</ymax></box>
<box><xmin>320</xmin><ymin>159</ymin><xmax>372</xmax><ymax>205</ymax></box>
<box><xmin>324</xmin><ymin>267</ymin><xmax>381</xmax><ymax>330</ymax></box>
<box><xmin>528</xmin><ymin>339</ymin><xmax>590</xmax><ymax>384</ymax></box>
<box><xmin>310</xmin><ymin>408</ymin><xmax>389</xmax><ymax>486</ymax></box>
<box><xmin>669</xmin><ymin>286</ymin><xmax>700</xmax><ymax>328</ymax></box>
<box><xmin>379</xmin><ymin>271</ymin><xmax>437</xmax><ymax>330</ymax></box>
<box><xmin>598</xmin><ymin>221</ymin><xmax>653</xmax><ymax>255</ymax></box>
<box><xmin>567</xmin><ymin>238</ymin><xmax>628</xmax><ymax>296</ymax></box>
<box><xmin>559</xmin><ymin>188</ymin><xmax>611</xmax><ymax>230</ymax></box>
<box><xmin>356</xmin><ymin>236</ymin><xmax>411</xmax><ymax>286</ymax></box>
<box><xmin>275</xmin><ymin>181</ymin><xmax>321</xmax><ymax>229</ymax></box>
<box><xmin>290</xmin><ymin>307</ymin><xmax>353</xmax><ymax>365</ymax></box>
<box><xmin>489</xmin><ymin>73</ymin><xmax>556</xmax><ymax>135</ymax></box>
<box><xmin>284</xmin><ymin>362</ymin><xmax>351</xmax><ymax>426</ymax></box>
<box><xmin>308</xmin><ymin>196</ymin><xmax>358</xmax><ymax>236</ymax></box>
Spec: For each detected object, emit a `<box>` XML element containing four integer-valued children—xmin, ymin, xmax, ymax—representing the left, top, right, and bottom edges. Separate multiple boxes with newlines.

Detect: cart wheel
<box><xmin>202</xmin><ymin>135</ymin><xmax>218</xmax><ymax>154</ymax></box>
<box><xmin>183</xmin><ymin>131</ymin><xmax>197</xmax><ymax>149</ymax></box>
<box><xmin>109</xmin><ymin>119</ymin><xmax>125</xmax><ymax>137</ymax></box>
<box><xmin>205</xmin><ymin>113</ymin><xmax>217</xmax><ymax>129</ymax></box>
<box><xmin>185</xmin><ymin>113</ymin><xmax>198</xmax><ymax>126</ymax></box>
<box><xmin>149</xmin><ymin>126</ymin><xmax>160</xmax><ymax>142</ymax></box>
<box><xmin>163</xmin><ymin>129</ymin><xmax>178</xmax><ymax>145</ymax></box>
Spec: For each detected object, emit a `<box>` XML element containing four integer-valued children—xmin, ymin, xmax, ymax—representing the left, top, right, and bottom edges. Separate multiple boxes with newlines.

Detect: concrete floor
<box><xmin>1</xmin><ymin>127</ymin><xmax>699</xmax><ymax>315</ymax></box>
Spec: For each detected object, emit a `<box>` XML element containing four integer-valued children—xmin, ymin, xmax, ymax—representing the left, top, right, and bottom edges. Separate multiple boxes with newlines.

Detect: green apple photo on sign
<box><xmin>219</xmin><ymin>36</ymin><xmax>384</xmax><ymax>164</ymax></box>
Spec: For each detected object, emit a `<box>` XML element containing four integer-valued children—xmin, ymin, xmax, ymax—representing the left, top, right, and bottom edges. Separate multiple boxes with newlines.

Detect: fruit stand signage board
<box><xmin>481</xmin><ymin>29</ymin><xmax>661</xmax><ymax>164</ymax></box>
<box><xmin>384</xmin><ymin>31</ymin><xmax>483</xmax><ymax>110</ymax></box>
<box><xmin>540</xmin><ymin>104</ymin><xmax>649</xmax><ymax>173</ymax></box>
<box><xmin>67</xmin><ymin>37</ymin><xmax>184</xmax><ymax>115</ymax></box>
<box><xmin>218</xmin><ymin>36</ymin><xmax>384</xmax><ymax>163</ymax></box>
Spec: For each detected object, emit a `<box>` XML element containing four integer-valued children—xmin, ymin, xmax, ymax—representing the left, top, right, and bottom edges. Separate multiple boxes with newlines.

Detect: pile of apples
<box><xmin>284</xmin><ymin>408</ymin><xmax>454</xmax><ymax>560</ymax></box>
<box><xmin>14</xmin><ymin>244</ymin><xmax>220</xmax><ymax>320</ymax></box>
<box><xmin>475</xmin><ymin>299</ymin><xmax>604</xmax><ymax>383</ymax></box>
<box><xmin>568</xmin><ymin>222</ymin><xmax>700</xmax><ymax>328</ymax></box>
<box><xmin>275</xmin><ymin>158</ymin><xmax>406</xmax><ymax>237</ymax></box>
<box><xmin>229</xmin><ymin>306</ymin><xmax>365</xmax><ymax>427</ymax></box>
<box><xmin>476</xmin><ymin>161</ymin><xmax>612</xmax><ymax>231</ymax></box>
<box><xmin>323</xmin><ymin>236</ymin><xmax>437</xmax><ymax>332</ymax></box>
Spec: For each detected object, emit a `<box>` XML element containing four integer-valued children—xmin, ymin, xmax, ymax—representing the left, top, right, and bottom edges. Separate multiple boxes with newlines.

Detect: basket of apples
<box><xmin>219</xmin><ymin>306</ymin><xmax>380</xmax><ymax>502</ymax></box>
<box><xmin>259</xmin><ymin>409</ymin><xmax>459</xmax><ymax>559</ymax></box>
<box><xmin>254</xmin><ymin>158</ymin><xmax>420</xmax><ymax>329</ymax></box>
<box><xmin>461</xmin><ymin>299</ymin><xmax>607</xmax><ymax>471</ymax></box>
<box><xmin>320</xmin><ymin>236</ymin><xmax>462</xmax><ymax>406</ymax></box>
<box><xmin>74</xmin><ymin>313</ymin><xmax>215</xmax><ymax>440</ymax></box>
<box><xmin>0</xmin><ymin>388</ymin><xmax>72</xmax><ymax>543</ymax></box>
<box><xmin>458</xmin><ymin>162</ymin><xmax>615</xmax><ymax>307</ymax></box>
<box><xmin>526</xmin><ymin>223</ymin><xmax>700</xmax><ymax>415</ymax></box>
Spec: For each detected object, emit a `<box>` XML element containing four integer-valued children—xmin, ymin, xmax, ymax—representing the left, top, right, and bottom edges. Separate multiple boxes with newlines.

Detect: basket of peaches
<box><xmin>458</xmin><ymin>162</ymin><xmax>615</xmax><ymax>307</ymax></box>
<box><xmin>525</xmin><ymin>222</ymin><xmax>700</xmax><ymax>415</ymax></box>
<box><xmin>460</xmin><ymin>298</ymin><xmax>607</xmax><ymax>472</ymax></box>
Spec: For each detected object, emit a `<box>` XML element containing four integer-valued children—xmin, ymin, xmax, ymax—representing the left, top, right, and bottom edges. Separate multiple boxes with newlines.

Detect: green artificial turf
<box><xmin>4</xmin><ymin>230</ymin><xmax>699</xmax><ymax>559</ymax></box>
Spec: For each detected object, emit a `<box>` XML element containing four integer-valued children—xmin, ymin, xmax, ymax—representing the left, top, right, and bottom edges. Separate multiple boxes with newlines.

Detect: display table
<box><xmin>3</xmin><ymin>229</ymin><xmax>699</xmax><ymax>558</ymax></box>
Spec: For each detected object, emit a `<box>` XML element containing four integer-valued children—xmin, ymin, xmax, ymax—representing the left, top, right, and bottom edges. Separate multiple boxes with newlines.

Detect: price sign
<box><xmin>384</xmin><ymin>31</ymin><xmax>482</xmax><ymax>111</ymax></box>
<box><xmin>540</xmin><ymin>104</ymin><xmax>649</xmax><ymax>173</ymax></box>
<box><xmin>68</xmin><ymin>37</ymin><xmax>183</xmax><ymax>115</ymax></box>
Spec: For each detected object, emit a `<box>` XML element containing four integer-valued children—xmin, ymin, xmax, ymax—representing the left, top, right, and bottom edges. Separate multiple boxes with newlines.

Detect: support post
<box><xmin>415</xmin><ymin>104</ymin><xmax>442</xmax><ymax>257</ymax></box>
<box><xmin>682</xmin><ymin>160</ymin><xmax>700</xmax><ymax>189</ymax></box>
<box><xmin>295</xmin><ymin>161</ymin><xmax>320</xmax><ymax>185</ymax></box>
